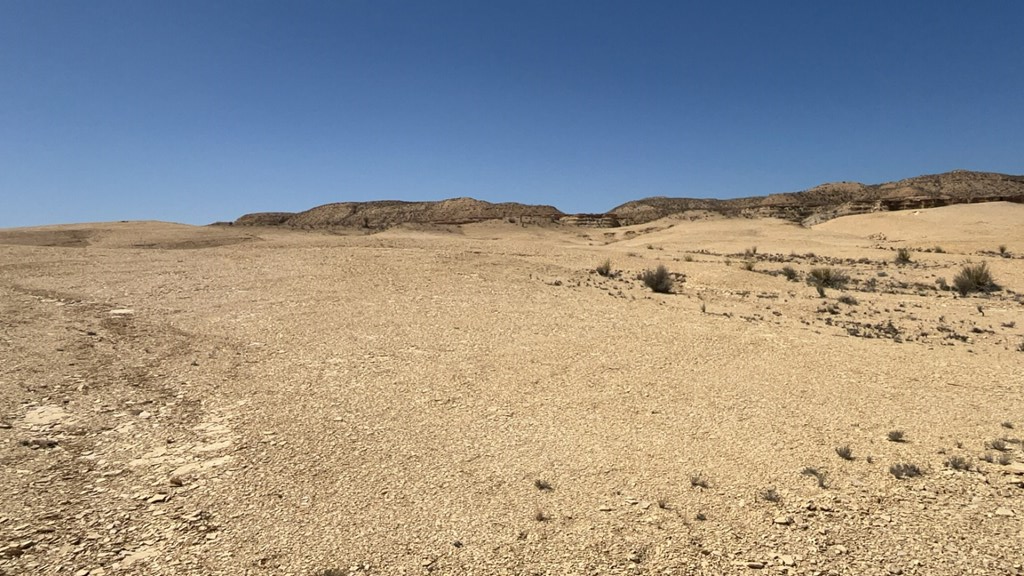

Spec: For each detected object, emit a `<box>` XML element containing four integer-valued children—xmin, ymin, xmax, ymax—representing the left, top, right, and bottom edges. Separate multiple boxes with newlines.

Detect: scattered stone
<box><xmin>995</xmin><ymin>507</ymin><xmax>1014</xmax><ymax>517</ymax></box>
<box><xmin>138</xmin><ymin>411</ymin><xmax>152</xmax><ymax>419</ymax></box>
<box><xmin>598</xmin><ymin>505</ymin><xmax>613</xmax><ymax>512</ymax></box>
<box><xmin>169</xmin><ymin>476</ymin><xmax>184</xmax><ymax>487</ymax></box>
<box><xmin>746</xmin><ymin>561</ymin><xmax>765</xmax><ymax>569</ymax></box>
<box><xmin>773</xmin><ymin>516</ymin><xmax>793</xmax><ymax>525</ymax></box>
<box><xmin>0</xmin><ymin>421</ymin><xmax>12</xmax><ymax>429</ymax></box>
<box><xmin>147</xmin><ymin>494</ymin><xmax>169</xmax><ymax>504</ymax></box>
<box><xmin>1003</xmin><ymin>462</ymin><xmax>1024</xmax><ymax>475</ymax></box>
<box><xmin>831</xmin><ymin>545</ymin><xmax>848</xmax><ymax>555</ymax></box>
<box><xmin>20</xmin><ymin>437</ymin><xmax>58</xmax><ymax>449</ymax></box>
<box><xmin>108</xmin><ymin>308</ymin><xmax>134</xmax><ymax>315</ymax></box>
<box><xmin>779</xmin><ymin>555</ymin><xmax>795</xmax><ymax>566</ymax></box>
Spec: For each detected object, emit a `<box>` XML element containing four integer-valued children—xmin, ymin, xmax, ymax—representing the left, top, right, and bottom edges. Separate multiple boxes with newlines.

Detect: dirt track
<box><xmin>2</xmin><ymin>204</ymin><xmax>1023</xmax><ymax>575</ymax></box>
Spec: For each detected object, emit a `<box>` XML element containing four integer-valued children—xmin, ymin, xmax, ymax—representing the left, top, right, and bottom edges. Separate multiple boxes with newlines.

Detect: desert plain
<box><xmin>1</xmin><ymin>202</ymin><xmax>1023</xmax><ymax>576</ymax></box>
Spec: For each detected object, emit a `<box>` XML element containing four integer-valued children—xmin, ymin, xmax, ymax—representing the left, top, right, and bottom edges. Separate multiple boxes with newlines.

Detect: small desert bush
<box><xmin>998</xmin><ymin>245</ymin><xmax>1008</xmax><ymax>256</ymax></box>
<box><xmin>741</xmin><ymin>260</ymin><xmax>756</xmax><ymax>271</ymax></box>
<box><xmin>835</xmin><ymin>445</ymin><xmax>854</xmax><ymax>460</ymax></box>
<box><xmin>808</xmin><ymin>267</ymin><xmax>849</xmax><ymax>296</ymax></box>
<box><xmin>837</xmin><ymin>294</ymin><xmax>858</xmax><ymax>306</ymax></box>
<box><xmin>889</xmin><ymin>463</ymin><xmax>923</xmax><ymax>479</ymax></box>
<box><xmin>534</xmin><ymin>479</ymin><xmax>553</xmax><ymax>491</ymax></box>
<box><xmin>690</xmin><ymin>471</ymin><xmax>710</xmax><ymax>489</ymax></box>
<box><xmin>781</xmin><ymin>266</ymin><xmax>799</xmax><ymax>281</ymax></box>
<box><xmin>801</xmin><ymin>467</ymin><xmax>828</xmax><ymax>489</ymax></box>
<box><xmin>887</xmin><ymin>430</ymin><xmax>906</xmax><ymax>443</ymax></box>
<box><xmin>595</xmin><ymin>259</ymin><xmax>613</xmax><ymax>277</ymax></box>
<box><xmin>760</xmin><ymin>487</ymin><xmax>782</xmax><ymax>503</ymax></box>
<box><xmin>683</xmin><ymin>254</ymin><xmax>694</xmax><ymax>262</ymax></box>
<box><xmin>533</xmin><ymin>509</ymin><xmax>549</xmax><ymax>522</ymax></box>
<box><xmin>944</xmin><ymin>455</ymin><xmax>971</xmax><ymax>471</ymax></box>
<box><xmin>808</xmin><ymin>267</ymin><xmax>849</xmax><ymax>288</ymax></box>
<box><xmin>895</xmin><ymin>247</ymin><xmax>913</xmax><ymax>265</ymax></box>
<box><xmin>953</xmin><ymin>262</ymin><xmax>997</xmax><ymax>296</ymax></box>
<box><xmin>986</xmin><ymin>438</ymin><xmax>1008</xmax><ymax>452</ymax></box>
<box><xmin>641</xmin><ymin>265</ymin><xmax>674</xmax><ymax>293</ymax></box>
<box><xmin>744</xmin><ymin>246</ymin><xmax>758</xmax><ymax>258</ymax></box>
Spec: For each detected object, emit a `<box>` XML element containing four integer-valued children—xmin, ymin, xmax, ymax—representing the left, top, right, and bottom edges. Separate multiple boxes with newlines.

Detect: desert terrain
<box><xmin>2</xmin><ymin>202</ymin><xmax>1023</xmax><ymax>576</ymax></box>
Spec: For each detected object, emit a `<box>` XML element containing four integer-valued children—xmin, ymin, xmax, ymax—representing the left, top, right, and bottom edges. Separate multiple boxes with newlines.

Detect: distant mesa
<box><xmin>231</xmin><ymin>170</ymin><xmax>1024</xmax><ymax>230</ymax></box>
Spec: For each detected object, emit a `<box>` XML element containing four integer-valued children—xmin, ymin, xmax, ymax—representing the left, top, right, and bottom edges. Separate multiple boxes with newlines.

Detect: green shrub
<box><xmin>641</xmin><ymin>265</ymin><xmax>674</xmax><ymax>293</ymax></box>
<box><xmin>953</xmin><ymin>262</ymin><xmax>997</xmax><ymax>295</ymax></box>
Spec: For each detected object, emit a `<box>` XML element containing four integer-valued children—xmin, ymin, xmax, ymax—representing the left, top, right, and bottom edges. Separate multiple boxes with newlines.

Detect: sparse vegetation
<box><xmin>953</xmin><ymin>262</ymin><xmax>997</xmax><ymax>296</ymax></box>
<box><xmin>933</xmin><ymin>246</ymin><xmax>945</xmax><ymax>253</ymax></box>
<box><xmin>781</xmin><ymin>266</ymin><xmax>799</xmax><ymax>281</ymax></box>
<box><xmin>889</xmin><ymin>463</ymin><xmax>923</xmax><ymax>479</ymax></box>
<box><xmin>656</xmin><ymin>497</ymin><xmax>670</xmax><ymax>510</ymax></box>
<box><xmin>744</xmin><ymin>246</ymin><xmax>758</xmax><ymax>258</ymax></box>
<box><xmin>986</xmin><ymin>438</ymin><xmax>1008</xmax><ymax>452</ymax></box>
<box><xmin>887</xmin><ymin>430</ymin><xmax>906</xmax><ymax>443</ymax></box>
<box><xmin>760</xmin><ymin>487</ymin><xmax>782</xmax><ymax>503</ymax></box>
<box><xmin>741</xmin><ymin>260</ymin><xmax>756</xmax><ymax>271</ymax></box>
<box><xmin>981</xmin><ymin>452</ymin><xmax>995</xmax><ymax>464</ymax></box>
<box><xmin>534</xmin><ymin>479</ymin><xmax>553</xmax><ymax>491</ymax></box>
<box><xmin>837</xmin><ymin>294</ymin><xmax>858</xmax><ymax>306</ymax></box>
<box><xmin>1002</xmin><ymin>421</ymin><xmax>1014</xmax><ymax>429</ymax></box>
<box><xmin>683</xmin><ymin>254</ymin><xmax>694</xmax><ymax>262</ymax></box>
<box><xmin>533</xmin><ymin>509</ymin><xmax>549</xmax><ymax>522</ymax></box>
<box><xmin>998</xmin><ymin>245</ymin><xmax>1008</xmax><ymax>256</ymax></box>
<box><xmin>595</xmin><ymin>259</ymin><xmax>613</xmax><ymax>277</ymax></box>
<box><xmin>694</xmin><ymin>512</ymin><xmax>707</xmax><ymax>521</ymax></box>
<box><xmin>641</xmin><ymin>265</ymin><xmax>674</xmax><ymax>294</ymax></box>
<box><xmin>835</xmin><ymin>445</ymin><xmax>854</xmax><ymax>460</ymax></box>
<box><xmin>801</xmin><ymin>467</ymin><xmax>828</xmax><ymax>489</ymax></box>
<box><xmin>895</xmin><ymin>247</ymin><xmax>913</xmax><ymax>265</ymax></box>
<box><xmin>807</xmin><ymin>267</ymin><xmax>849</xmax><ymax>297</ymax></box>
<box><xmin>944</xmin><ymin>455</ymin><xmax>971</xmax><ymax>471</ymax></box>
<box><xmin>690</xmin><ymin>472</ymin><xmax>710</xmax><ymax>489</ymax></box>
<box><xmin>997</xmin><ymin>452</ymin><xmax>1012</xmax><ymax>465</ymax></box>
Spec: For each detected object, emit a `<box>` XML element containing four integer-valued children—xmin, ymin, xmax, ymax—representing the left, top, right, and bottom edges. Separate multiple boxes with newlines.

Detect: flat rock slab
<box><xmin>23</xmin><ymin>405</ymin><xmax>70</xmax><ymax>427</ymax></box>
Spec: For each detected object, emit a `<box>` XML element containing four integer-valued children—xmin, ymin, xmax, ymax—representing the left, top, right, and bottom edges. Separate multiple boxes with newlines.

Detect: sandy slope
<box><xmin>1</xmin><ymin>206</ymin><xmax>1023</xmax><ymax>576</ymax></box>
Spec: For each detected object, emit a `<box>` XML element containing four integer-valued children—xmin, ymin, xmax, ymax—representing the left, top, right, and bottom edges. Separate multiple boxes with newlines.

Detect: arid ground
<box><xmin>2</xmin><ymin>202</ymin><xmax>1023</xmax><ymax>576</ymax></box>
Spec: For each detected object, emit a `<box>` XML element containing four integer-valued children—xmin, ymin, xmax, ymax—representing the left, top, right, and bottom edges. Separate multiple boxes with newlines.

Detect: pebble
<box><xmin>147</xmin><ymin>494</ymin><xmax>169</xmax><ymax>504</ymax></box>
<box><xmin>994</xmin><ymin>507</ymin><xmax>1014</xmax><ymax>517</ymax></box>
<box><xmin>746</xmin><ymin>561</ymin><xmax>765</xmax><ymax>569</ymax></box>
<box><xmin>598</xmin><ymin>505</ymin><xmax>613</xmax><ymax>512</ymax></box>
<box><xmin>774</xmin><ymin>516</ymin><xmax>794</xmax><ymax>525</ymax></box>
<box><xmin>780</xmin><ymin>555</ymin><xmax>795</xmax><ymax>566</ymax></box>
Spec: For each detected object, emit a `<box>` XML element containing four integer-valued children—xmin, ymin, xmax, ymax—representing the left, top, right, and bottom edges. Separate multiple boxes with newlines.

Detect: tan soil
<box><xmin>2</xmin><ymin>203</ymin><xmax>1023</xmax><ymax>576</ymax></box>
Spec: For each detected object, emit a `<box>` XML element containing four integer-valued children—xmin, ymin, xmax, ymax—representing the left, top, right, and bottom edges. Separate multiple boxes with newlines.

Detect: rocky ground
<box><xmin>2</xmin><ymin>203</ymin><xmax>1023</xmax><ymax>575</ymax></box>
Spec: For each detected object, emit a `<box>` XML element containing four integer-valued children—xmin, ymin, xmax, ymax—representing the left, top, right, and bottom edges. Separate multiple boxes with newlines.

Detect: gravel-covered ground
<box><xmin>2</xmin><ymin>203</ymin><xmax>1023</xmax><ymax>575</ymax></box>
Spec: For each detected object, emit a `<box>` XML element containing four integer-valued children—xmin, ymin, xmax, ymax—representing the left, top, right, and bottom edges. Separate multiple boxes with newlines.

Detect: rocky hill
<box><xmin>235</xmin><ymin>198</ymin><xmax>562</xmax><ymax>229</ymax></box>
<box><xmin>232</xmin><ymin>170</ymin><xmax>1024</xmax><ymax>230</ymax></box>
<box><xmin>612</xmin><ymin>170</ymin><xmax>1024</xmax><ymax>226</ymax></box>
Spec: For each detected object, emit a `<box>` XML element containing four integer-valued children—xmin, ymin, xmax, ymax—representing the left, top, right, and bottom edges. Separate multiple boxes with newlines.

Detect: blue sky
<box><xmin>3</xmin><ymin>1</ymin><xmax>1023</xmax><ymax>227</ymax></box>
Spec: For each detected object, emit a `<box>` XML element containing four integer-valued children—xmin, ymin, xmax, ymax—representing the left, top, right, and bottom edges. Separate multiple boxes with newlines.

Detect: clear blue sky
<box><xmin>3</xmin><ymin>1</ymin><xmax>1023</xmax><ymax>227</ymax></box>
